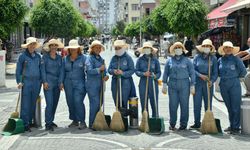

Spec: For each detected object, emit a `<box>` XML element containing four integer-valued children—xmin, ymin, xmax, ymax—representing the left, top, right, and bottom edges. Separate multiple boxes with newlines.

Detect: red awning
<box><xmin>207</xmin><ymin>0</ymin><xmax>237</xmax><ymax>20</ymax></box>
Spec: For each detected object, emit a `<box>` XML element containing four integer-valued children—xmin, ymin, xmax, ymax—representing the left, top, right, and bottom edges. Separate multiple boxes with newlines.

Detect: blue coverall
<box><xmin>193</xmin><ymin>53</ymin><xmax>218</xmax><ymax>126</ymax></box>
<box><xmin>163</xmin><ymin>55</ymin><xmax>195</xmax><ymax>128</ymax></box>
<box><xmin>16</xmin><ymin>50</ymin><xmax>42</xmax><ymax>128</ymax></box>
<box><xmin>86</xmin><ymin>54</ymin><xmax>107</xmax><ymax>127</ymax></box>
<box><xmin>135</xmin><ymin>54</ymin><xmax>161</xmax><ymax>117</ymax></box>
<box><xmin>41</xmin><ymin>53</ymin><xmax>63</xmax><ymax>127</ymax></box>
<box><xmin>62</xmin><ymin>54</ymin><xmax>87</xmax><ymax>123</ymax></box>
<box><xmin>108</xmin><ymin>52</ymin><xmax>135</xmax><ymax>109</ymax></box>
<box><xmin>218</xmin><ymin>54</ymin><xmax>247</xmax><ymax>130</ymax></box>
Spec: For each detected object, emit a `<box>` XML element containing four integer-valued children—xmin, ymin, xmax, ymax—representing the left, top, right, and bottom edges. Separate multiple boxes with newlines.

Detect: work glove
<box><xmin>240</xmin><ymin>78</ymin><xmax>245</xmax><ymax>82</ymax></box>
<box><xmin>190</xmin><ymin>85</ymin><xmax>195</xmax><ymax>95</ymax></box>
<box><xmin>151</xmin><ymin>73</ymin><xmax>156</xmax><ymax>79</ymax></box>
<box><xmin>162</xmin><ymin>83</ymin><xmax>167</xmax><ymax>94</ymax></box>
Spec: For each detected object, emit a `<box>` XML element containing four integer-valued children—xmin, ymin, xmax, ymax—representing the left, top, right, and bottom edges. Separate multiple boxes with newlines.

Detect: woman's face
<box><xmin>202</xmin><ymin>45</ymin><xmax>212</xmax><ymax>49</ymax></box>
<box><xmin>49</xmin><ymin>44</ymin><xmax>58</xmax><ymax>54</ymax></box>
<box><xmin>115</xmin><ymin>46</ymin><xmax>122</xmax><ymax>51</ymax></box>
<box><xmin>92</xmin><ymin>45</ymin><xmax>102</xmax><ymax>55</ymax></box>
<box><xmin>69</xmin><ymin>48</ymin><xmax>79</xmax><ymax>55</ymax></box>
<box><xmin>27</xmin><ymin>42</ymin><xmax>37</xmax><ymax>53</ymax></box>
<box><xmin>223</xmin><ymin>46</ymin><xmax>233</xmax><ymax>55</ymax></box>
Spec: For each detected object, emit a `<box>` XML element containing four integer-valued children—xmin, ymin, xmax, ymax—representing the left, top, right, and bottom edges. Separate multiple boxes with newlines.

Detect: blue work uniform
<box><xmin>218</xmin><ymin>54</ymin><xmax>247</xmax><ymax>130</ymax></box>
<box><xmin>162</xmin><ymin>55</ymin><xmax>195</xmax><ymax>128</ymax></box>
<box><xmin>135</xmin><ymin>54</ymin><xmax>161</xmax><ymax>117</ymax></box>
<box><xmin>108</xmin><ymin>52</ymin><xmax>135</xmax><ymax>109</ymax></box>
<box><xmin>62</xmin><ymin>54</ymin><xmax>87</xmax><ymax>123</ymax></box>
<box><xmin>193</xmin><ymin>53</ymin><xmax>218</xmax><ymax>126</ymax></box>
<box><xmin>41</xmin><ymin>53</ymin><xmax>63</xmax><ymax>127</ymax></box>
<box><xmin>16</xmin><ymin>50</ymin><xmax>42</xmax><ymax>128</ymax></box>
<box><xmin>86</xmin><ymin>54</ymin><xmax>107</xmax><ymax>127</ymax></box>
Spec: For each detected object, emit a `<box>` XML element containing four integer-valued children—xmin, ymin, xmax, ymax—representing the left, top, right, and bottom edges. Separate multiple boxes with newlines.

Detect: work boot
<box><xmin>45</xmin><ymin>125</ymin><xmax>54</xmax><ymax>131</ymax></box>
<box><xmin>230</xmin><ymin>129</ymin><xmax>240</xmax><ymax>135</ymax></box>
<box><xmin>169</xmin><ymin>124</ymin><xmax>176</xmax><ymax>131</ymax></box>
<box><xmin>68</xmin><ymin>121</ymin><xmax>79</xmax><ymax>128</ymax></box>
<box><xmin>78</xmin><ymin>122</ymin><xmax>87</xmax><ymax>130</ymax></box>
<box><xmin>51</xmin><ymin>122</ymin><xmax>58</xmax><ymax>128</ymax></box>
<box><xmin>25</xmin><ymin>126</ymin><xmax>31</xmax><ymax>132</ymax></box>
<box><xmin>178</xmin><ymin>126</ymin><xmax>187</xmax><ymax>131</ymax></box>
<box><xmin>190</xmin><ymin>124</ymin><xmax>201</xmax><ymax>129</ymax></box>
<box><xmin>224</xmin><ymin>127</ymin><xmax>231</xmax><ymax>132</ymax></box>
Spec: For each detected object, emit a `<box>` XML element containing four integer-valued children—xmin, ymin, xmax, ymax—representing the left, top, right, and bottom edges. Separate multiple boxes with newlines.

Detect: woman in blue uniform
<box><xmin>86</xmin><ymin>40</ymin><xmax>109</xmax><ymax>128</ymax></box>
<box><xmin>62</xmin><ymin>39</ymin><xmax>87</xmax><ymax>130</ymax></box>
<box><xmin>16</xmin><ymin>37</ymin><xmax>42</xmax><ymax>132</ymax></box>
<box><xmin>191</xmin><ymin>39</ymin><xmax>218</xmax><ymax>129</ymax></box>
<box><xmin>41</xmin><ymin>39</ymin><xmax>64</xmax><ymax>131</ymax></box>
<box><xmin>135</xmin><ymin>42</ymin><xmax>161</xmax><ymax>117</ymax></box>
<box><xmin>218</xmin><ymin>41</ymin><xmax>247</xmax><ymax>134</ymax></box>
<box><xmin>162</xmin><ymin>42</ymin><xmax>195</xmax><ymax>130</ymax></box>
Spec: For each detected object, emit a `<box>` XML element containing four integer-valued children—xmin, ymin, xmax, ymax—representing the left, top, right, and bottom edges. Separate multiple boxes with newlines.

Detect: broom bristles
<box><xmin>110</xmin><ymin>111</ymin><xmax>125</xmax><ymax>132</ymax></box>
<box><xmin>92</xmin><ymin>111</ymin><xmax>110</xmax><ymax>131</ymax></box>
<box><xmin>10</xmin><ymin>112</ymin><xmax>19</xmax><ymax>118</ymax></box>
<box><xmin>139</xmin><ymin>110</ymin><xmax>149</xmax><ymax>133</ymax></box>
<box><xmin>200</xmin><ymin>110</ymin><xmax>218</xmax><ymax>134</ymax></box>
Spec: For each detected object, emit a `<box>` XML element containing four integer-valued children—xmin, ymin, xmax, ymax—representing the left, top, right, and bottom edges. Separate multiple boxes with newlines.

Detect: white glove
<box><xmin>103</xmin><ymin>81</ymin><xmax>106</xmax><ymax>92</ymax></box>
<box><xmin>240</xmin><ymin>78</ymin><xmax>245</xmax><ymax>82</ymax></box>
<box><xmin>190</xmin><ymin>85</ymin><xmax>195</xmax><ymax>95</ymax></box>
<box><xmin>162</xmin><ymin>83</ymin><xmax>167</xmax><ymax>94</ymax></box>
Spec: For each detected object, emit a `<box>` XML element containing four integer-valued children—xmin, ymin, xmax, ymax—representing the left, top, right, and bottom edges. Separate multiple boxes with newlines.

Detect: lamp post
<box><xmin>139</xmin><ymin>0</ymin><xmax>142</xmax><ymax>47</ymax></box>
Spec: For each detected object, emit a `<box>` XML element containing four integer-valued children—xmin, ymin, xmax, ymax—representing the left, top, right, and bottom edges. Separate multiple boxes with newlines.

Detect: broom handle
<box><xmin>102</xmin><ymin>60</ymin><xmax>105</xmax><ymax>112</ymax></box>
<box><xmin>152</xmin><ymin>74</ymin><xmax>158</xmax><ymax>118</ymax></box>
<box><xmin>207</xmin><ymin>56</ymin><xmax>211</xmax><ymax>111</ymax></box>
<box><xmin>15</xmin><ymin>89</ymin><xmax>21</xmax><ymax>112</ymax></box>
<box><xmin>144</xmin><ymin>57</ymin><xmax>151</xmax><ymax>111</ymax></box>
<box><xmin>118</xmin><ymin>58</ymin><xmax>122</xmax><ymax>108</ymax></box>
<box><xmin>16</xmin><ymin>61</ymin><xmax>26</xmax><ymax>112</ymax></box>
<box><xmin>100</xmin><ymin>72</ymin><xmax>104</xmax><ymax>112</ymax></box>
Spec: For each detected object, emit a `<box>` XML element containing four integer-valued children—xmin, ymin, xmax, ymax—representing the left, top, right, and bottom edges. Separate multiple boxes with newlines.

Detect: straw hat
<box><xmin>89</xmin><ymin>40</ymin><xmax>105</xmax><ymax>52</ymax></box>
<box><xmin>21</xmin><ymin>37</ymin><xmax>41</xmax><ymax>49</ymax></box>
<box><xmin>218</xmin><ymin>41</ymin><xmax>240</xmax><ymax>55</ymax></box>
<box><xmin>64</xmin><ymin>39</ymin><xmax>83</xmax><ymax>51</ymax></box>
<box><xmin>44</xmin><ymin>39</ymin><xmax>64</xmax><ymax>52</ymax></box>
<box><xmin>138</xmin><ymin>42</ymin><xmax>158</xmax><ymax>54</ymax></box>
<box><xmin>196</xmin><ymin>39</ymin><xmax>216</xmax><ymax>53</ymax></box>
<box><xmin>113</xmin><ymin>40</ymin><xmax>128</xmax><ymax>49</ymax></box>
<box><xmin>169</xmin><ymin>42</ymin><xmax>188</xmax><ymax>56</ymax></box>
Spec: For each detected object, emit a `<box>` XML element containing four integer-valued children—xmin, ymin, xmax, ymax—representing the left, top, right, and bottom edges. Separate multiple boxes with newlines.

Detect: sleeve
<box><xmin>193</xmin><ymin>55</ymin><xmax>202</xmax><ymax>78</ymax></box>
<box><xmin>162</xmin><ymin>59</ymin><xmax>170</xmax><ymax>83</ymax></box>
<box><xmin>86</xmin><ymin>56</ymin><xmax>100</xmax><ymax>75</ymax></box>
<box><xmin>15</xmin><ymin>54</ymin><xmax>24</xmax><ymax>84</ymax></box>
<box><xmin>122</xmin><ymin>56</ymin><xmax>135</xmax><ymax>78</ymax></box>
<box><xmin>59</xmin><ymin>57</ymin><xmax>64</xmax><ymax>84</ymax></box>
<box><xmin>188</xmin><ymin>59</ymin><xmax>196</xmax><ymax>86</ymax></box>
<box><xmin>108</xmin><ymin>57</ymin><xmax>115</xmax><ymax>75</ymax></box>
<box><xmin>41</xmin><ymin>56</ymin><xmax>47</xmax><ymax>83</ymax></box>
<box><xmin>155</xmin><ymin>59</ymin><xmax>161</xmax><ymax>79</ymax></box>
<box><xmin>236</xmin><ymin>56</ymin><xmax>247</xmax><ymax>78</ymax></box>
<box><xmin>210</xmin><ymin>56</ymin><xmax>218</xmax><ymax>83</ymax></box>
<box><xmin>135</xmin><ymin>58</ymin><xmax>144</xmax><ymax>77</ymax></box>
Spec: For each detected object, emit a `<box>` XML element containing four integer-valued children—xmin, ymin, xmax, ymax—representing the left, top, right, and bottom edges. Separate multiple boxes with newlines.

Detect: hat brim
<box><xmin>218</xmin><ymin>46</ymin><xmax>240</xmax><ymax>55</ymax></box>
<box><xmin>64</xmin><ymin>46</ymin><xmax>83</xmax><ymax>50</ymax></box>
<box><xmin>21</xmin><ymin>42</ymin><xmax>41</xmax><ymax>49</ymax></box>
<box><xmin>89</xmin><ymin>43</ymin><xmax>105</xmax><ymax>52</ymax></box>
<box><xmin>169</xmin><ymin>44</ymin><xmax>188</xmax><ymax>56</ymax></box>
<box><xmin>114</xmin><ymin>44</ymin><xmax>128</xmax><ymax>49</ymax></box>
<box><xmin>196</xmin><ymin>45</ymin><xmax>216</xmax><ymax>53</ymax></box>
<box><xmin>44</xmin><ymin>41</ymin><xmax>64</xmax><ymax>52</ymax></box>
<box><xmin>138</xmin><ymin>46</ymin><xmax>158</xmax><ymax>54</ymax></box>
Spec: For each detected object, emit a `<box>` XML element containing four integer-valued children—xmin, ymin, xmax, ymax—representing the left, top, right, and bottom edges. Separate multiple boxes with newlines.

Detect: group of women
<box><xmin>16</xmin><ymin>37</ymin><xmax>246</xmax><ymax>135</ymax></box>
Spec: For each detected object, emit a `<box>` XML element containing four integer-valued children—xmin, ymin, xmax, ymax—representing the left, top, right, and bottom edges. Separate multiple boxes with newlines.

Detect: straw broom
<box><xmin>110</xmin><ymin>58</ymin><xmax>125</xmax><ymax>132</ymax></box>
<box><xmin>92</xmin><ymin>71</ymin><xmax>110</xmax><ymax>131</ymax></box>
<box><xmin>200</xmin><ymin>55</ymin><xmax>218</xmax><ymax>134</ymax></box>
<box><xmin>139</xmin><ymin>57</ymin><xmax>151</xmax><ymax>133</ymax></box>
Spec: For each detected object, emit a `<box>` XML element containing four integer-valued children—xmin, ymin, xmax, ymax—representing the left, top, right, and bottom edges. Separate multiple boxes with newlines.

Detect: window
<box><xmin>131</xmin><ymin>4</ymin><xmax>139</xmax><ymax>11</ymax></box>
<box><xmin>132</xmin><ymin>17</ymin><xmax>139</xmax><ymax>22</ymax></box>
<box><xmin>145</xmin><ymin>8</ymin><xmax>150</xmax><ymax>16</ymax></box>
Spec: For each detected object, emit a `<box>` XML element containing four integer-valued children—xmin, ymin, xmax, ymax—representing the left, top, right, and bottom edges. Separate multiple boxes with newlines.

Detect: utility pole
<box><xmin>139</xmin><ymin>0</ymin><xmax>142</xmax><ymax>47</ymax></box>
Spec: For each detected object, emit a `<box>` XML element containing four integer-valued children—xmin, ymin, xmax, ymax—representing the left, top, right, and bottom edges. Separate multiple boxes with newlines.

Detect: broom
<box><xmin>200</xmin><ymin>55</ymin><xmax>218</xmax><ymax>134</ymax></box>
<box><xmin>10</xmin><ymin>89</ymin><xmax>21</xmax><ymax>118</ymax></box>
<box><xmin>139</xmin><ymin>57</ymin><xmax>151</xmax><ymax>133</ymax></box>
<box><xmin>92</xmin><ymin>71</ymin><xmax>110</xmax><ymax>131</ymax></box>
<box><xmin>110</xmin><ymin>58</ymin><xmax>125</xmax><ymax>132</ymax></box>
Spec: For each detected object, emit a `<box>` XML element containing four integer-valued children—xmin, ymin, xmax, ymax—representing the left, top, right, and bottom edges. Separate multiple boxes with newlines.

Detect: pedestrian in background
<box><xmin>108</xmin><ymin>40</ymin><xmax>135</xmax><ymax>109</ymax></box>
<box><xmin>135</xmin><ymin>42</ymin><xmax>161</xmax><ymax>117</ymax></box>
<box><xmin>191</xmin><ymin>39</ymin><xmax>218</xmax><ymax>129</ymax></box>
<box><xmin>218</xmin><ymin>41</ymin><xmax>247</xmax><ymax>134</ymax></box>
<box><xmin>162</xmin><ymin>42</ymin><xmax>195</xmax><ymax>131</ymax></box>
<box><xmin>86</xmin><ymin>40</ymin><xmax>109</xmax><ymax>129</ymax></box>
<box><xmin>62</xmin><ymin>39</ymin><xmax>87</xmax><ymax>130</ymax></box>
<box><xmin>41</xmin><ymin>39</ymin><xmax>64</xmax><ymax>131</ymax></box>
<box><xmin>184</xmin><ymin>37</ymin><xmax>194</xmax><ymax>57</ymax></box>
<box><xmin>16</xmin><ymin>37</ymin><xmax>42</xmax><ymax>132</ymax></box>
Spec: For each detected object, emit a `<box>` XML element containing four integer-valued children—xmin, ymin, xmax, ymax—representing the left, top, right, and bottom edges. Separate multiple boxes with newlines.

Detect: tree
<box><xmin>30</xmin><ymin>0</ymin><xmax>84</xmax><ymax>38</ymax></box>
<box><xmin>165</xmin><ymin>0</ymin><xmax>208</xmax><ymax>36</ymax></box>
<box><xmin>124</xmin><ymin>22</ymin><xmax>140</xmax><ymax>37</ymax></box>
<box><xmin>0</xmin><ymin>0</ymin><xmax>28</xmax><ymax>40</ymax></box>
<box><xmin>142</xmin><ymin>17</ymin><xmax>165</xmax><ymax>36</ymax></box>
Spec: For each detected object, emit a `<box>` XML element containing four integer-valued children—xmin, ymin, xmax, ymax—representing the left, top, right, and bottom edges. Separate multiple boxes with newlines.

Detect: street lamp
<box><xmin>139</xmin><ymin>0</ymin><xmax>142</xmax><ymax>47</ymax></box>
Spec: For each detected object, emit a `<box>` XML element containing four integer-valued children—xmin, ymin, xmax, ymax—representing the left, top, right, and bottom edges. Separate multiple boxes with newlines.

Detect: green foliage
<box><xmin>112</xmin><ymin>21</ymin><xmax>126</xmax><ymax>36</ymax></box>
<box><xmin>142</xmin><ymin>17</ymin><xmax>165</xmax><ymax>36</ymax></box>
<box><xmin>124</xmin><ymin>22</ymin><xmax>140</xmax><ymax>37</ymax></box>
<box><xmin>0</xmin><ymin>0</ymin><xmax>28</xmax><ymax>40</ymax></box>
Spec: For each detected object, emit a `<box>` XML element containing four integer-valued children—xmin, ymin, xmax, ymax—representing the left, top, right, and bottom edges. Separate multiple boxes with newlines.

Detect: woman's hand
<box><xmin>43</xmin><ymin>82</ymin><xmax>49</xmax><ymax>90</ymax></box>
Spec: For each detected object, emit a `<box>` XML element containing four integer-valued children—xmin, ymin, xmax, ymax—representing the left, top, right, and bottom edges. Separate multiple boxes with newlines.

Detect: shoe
<box><xmin>30</xmin><ymin>123</ymin><xmax>39</xmax><ymax>128</ymax></box>
<box><xmin>78</xmin><ymin>122</ymin><xmax>87</xmax><ymax>130</ymax></box>
<box><xmin>224</xmin><ymin>127</ymin><xmax>231</xmax><ymax>132</ymax></box>
<box><xmin>68</xmin><ymin>121</ymin><xmax>79</xmax><ymax>128</ymax></box>
<box><xmin>169</xmin><ymin>125</ymin><xmax>176</xmax><ymax>131</ymax></box>
<box><xmin>178</xmin><ymin>126</ymin><xmax>187</xmax><ymax>131</ymax></box>
<box><xmin>25</xmin><ymin>126</ymin><xmax>31</xmax><ymax>132</ymax></box>
<box><xmin>242</xmin><ymin>94</ymin><xmax>250</xmax><ymax>97</ymax></box>
<box><xmin>190</xmin><ymin>124</ymin><xmax>200</xmax><ymax>129</ymax></box>
<box><xmin>45</xmin><ymin>126</ymin><xmax>54</xmax><ymax>131</ymax></box>
<box><xmin>230</xmin><ymin>129</ymin><xmax>240</xmax><ymax>135</ymax></box>
<box><xmin>51</xmin><ymin>122</ymin><xmax>58</xmax><ymax>128</ymax></box>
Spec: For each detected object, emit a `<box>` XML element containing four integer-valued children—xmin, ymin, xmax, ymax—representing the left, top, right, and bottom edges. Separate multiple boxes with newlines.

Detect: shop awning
<box><xmin>223</xmin><ymin>0</ymin><xmax>250</xmax><ymax>12</ymax></box>
<box><xmin>207</xmin><ymin>0</ymin><xmax>237</xmax><ymax>20</ymax></box>
<box><xmin>201</xmin><ymin>25</ymin><xmax>234</xmax><ymax>38</ymax></box>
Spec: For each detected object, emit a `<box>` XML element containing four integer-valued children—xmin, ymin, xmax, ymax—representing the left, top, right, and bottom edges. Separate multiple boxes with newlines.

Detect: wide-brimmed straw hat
<box><xmin>21</xmin><ymin>37</ymin><xmax>41</xmax><ymax>49</ymax></box>
<box><xmin>44</xmin><ymin>39</ymin><xmax>64</xmax><ymax>52</ymax></box>
<box><xmin>64</xmin><ymin>39</ymin><xmax>83</xmax><ymax>51</ymax></box>
<box><xmin>218</xmin><ymin>41</ymin><xmax>240</xmax><ymax>55</ymax></box>
<box><xmin>138</xmin><ymin>42</ymin><xmax>158</xmax><ymax>54</ymax></box>
<box><xmin>169</xmin><ymin>42</ymin><xmax>188</xmax><ymax>56</ymax></box>
<box><xmin>196</xmin><ymin>39</ymin><xmax>216</xmax><ymax>53</ymax></box>
<box><xmin>89</xmin><ymin>40</ymin><xmax>105</xmax><ymax>52</ymax></box>
<box><xmin>113</xmin><ymin>40</ymin><xmax>128</xmax><ymax>49</ymax></box>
